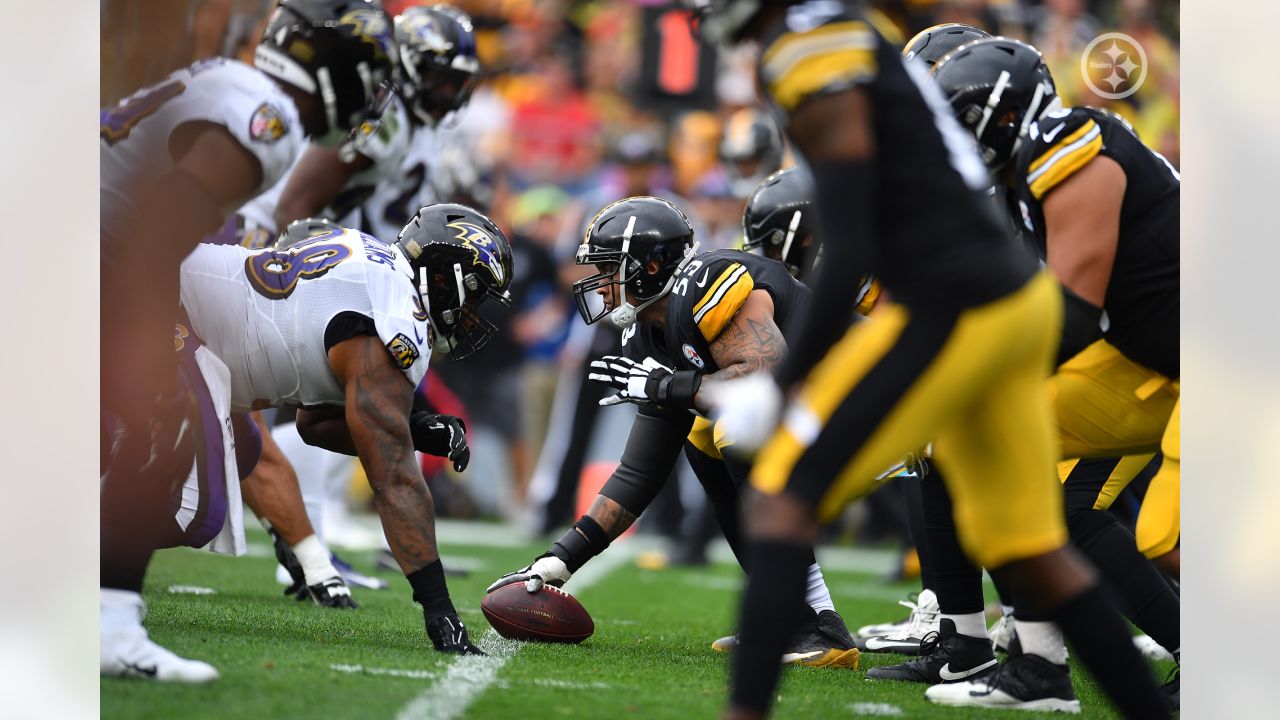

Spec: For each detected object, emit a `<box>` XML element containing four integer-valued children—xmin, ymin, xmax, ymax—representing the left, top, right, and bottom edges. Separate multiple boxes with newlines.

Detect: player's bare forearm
<box><xmin>586</xmin><ymin>495</ymin><xmax>639</xmax><ymax>541</ymax></box>
<box><xmin>295</xmin><ymin>405</ymin><xmax>359</xmax><ymax>455</ymax></box>
<box><xmin>275</xmin><ymin>144</ymin><xmax>368</xmax><ymax>229</ymax></box>
<box><xmin>332</xmin><ymin>336</ymin><xmax>440</xmax><ymax>573</ymax></box>
<box><xmin>696</xmin><ymin>291</ymin><xmax>787</xmax><ymax>413</ymax></box>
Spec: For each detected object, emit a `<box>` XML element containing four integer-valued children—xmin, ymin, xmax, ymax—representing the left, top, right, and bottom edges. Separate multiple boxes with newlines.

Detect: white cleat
<box><xmin>101</xmin><ymin>589</ymin><xmax>219</xmax><ymax>684</ymax></box>
<box><xmin>925</xmin><ymin>651</ymin><xmax>1080</xmax><ymax>714</ymax></box>
<box><xmin>855</xmin><ymin>588</ymin><xmax>940</xmax><ymax>655</ymax></box>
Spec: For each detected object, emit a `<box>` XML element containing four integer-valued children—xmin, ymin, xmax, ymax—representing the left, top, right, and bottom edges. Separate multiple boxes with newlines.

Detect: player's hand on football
<box><xmin>705</xmin><ymin>372</ymin><xmax>785</xmax><ymax>456</ymax></box>
<box><xmin>486</xmin><ymin>552</ymin><xmax>572</xmax><ymax>594</ymax></box>
<box><xmin>588</xmin><ymin>355</ymin><xmax>673</xmax><ymax>407</ymax></box>
<box><xmin>410</xmin><ymin>412</ymin><xmax>470</xmax><ymax>472</ymax></box>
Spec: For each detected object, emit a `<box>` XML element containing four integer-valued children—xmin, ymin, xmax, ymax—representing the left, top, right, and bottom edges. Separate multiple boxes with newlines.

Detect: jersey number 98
<box><xmin>246</xmin><ymin>237</ymin><xmax>353</xmax><ymax>300</ymax></box>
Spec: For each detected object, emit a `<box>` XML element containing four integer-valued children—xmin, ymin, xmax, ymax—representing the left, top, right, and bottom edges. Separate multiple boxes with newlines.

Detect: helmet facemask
<box><xmin>419</xmin><ymin>251</ymin><xmax>511</xmax><ymax>360</ymax></box>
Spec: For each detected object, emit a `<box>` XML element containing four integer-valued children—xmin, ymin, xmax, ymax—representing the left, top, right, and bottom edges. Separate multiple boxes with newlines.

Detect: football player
<box><xmin>719</xmin><ymin>108</ymin><xmax>786</xmax><ymax>199</ymax></box>
<box><xmin>272</xmin><ymin>4</ymin><xmax>481</xmax><ymax>240</ymax></box>
<box><xmin>183</xmin><ymin>204</ymin><xmax>507</xmax><ymax>649</ymax></box>
<box><xmin>487</xmin><ymin>196</ymin><xmax>862</xmax><ymax>668</ymax></box>
<box><xmin>100</xmin><ymin>0</ymin><xmax>396</xmax><ymax>682</ymax></box>
<box><xmin>917</xmin><ymin>37</ymin><xmax>1180</xmax><ymax>710</ymax></box>
<box><xmin>688</xmin><ymin>3</ymin><xmax>1170</xmax><ymax>718</ymax></box>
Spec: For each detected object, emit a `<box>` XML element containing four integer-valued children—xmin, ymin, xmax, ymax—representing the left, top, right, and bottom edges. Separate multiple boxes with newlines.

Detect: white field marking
<box><xmin>395</xmin><ymin>542</ymin><xmax>644</xmax><ymax>720</ymax></box>
<box><xmin>847</xmin><ymin>702</ymin><xmax>904</xmax><ymax>716</ymax></box>
<box><xmin>166</xmin><ymin>585</ymin><xmax>216</xmax><ymax>595</ymax></box>
<box><xmin>706</xmin><ymin>541</ymin><xmax>898</xmax><ymax>576</ymax></box>
<box><xmin>337</xmin><ymin>515</ymin><xmax>531</xmax><ymax>550</ymax></box>
<box><xmin>330</xmin><ymin>663</ymin><xmax>437</xmax><ymax>680</ymax></box>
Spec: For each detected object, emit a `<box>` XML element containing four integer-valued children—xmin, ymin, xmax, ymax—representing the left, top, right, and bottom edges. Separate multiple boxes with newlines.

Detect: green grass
<box><xmin>102</xmin><ymin>526</ymin><xmax>1172</xmax><ymax>719</ymax></box>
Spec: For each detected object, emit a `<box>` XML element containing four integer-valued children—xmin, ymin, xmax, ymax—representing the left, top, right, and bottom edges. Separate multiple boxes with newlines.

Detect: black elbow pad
<box><xmin>600</xmin><ymin>410</ymin><xmax>694</xmax><ymax>515</ymax></box>
<box><xmin>1057</xmin><ymin>286</ymin><xmax>1103</xmax><ymax>367</ymax></box>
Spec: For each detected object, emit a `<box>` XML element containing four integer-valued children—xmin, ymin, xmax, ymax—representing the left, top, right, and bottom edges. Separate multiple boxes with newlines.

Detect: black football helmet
<box><xmin>573</xmin><ymin>197</ymin><xmax>699</xmax><ymax>329</ymax></box>
<box><xmin>720</xmin><ymin>108</ymin><xmax>785</xmax><ymax>199</ymax></box>
<box><xmin>395</xmin><ymin>204</ymin><xmax>513</xmax><ymax>359</ymax></box>
<box><xmin>902</xmin><ymin>23</ymin><xmax>992</xmax><ymax>68</ymax></box>
<box><xmin>394</xmin><ymin>4</ymin><xmax>481</xmax><ymax>127</ymax></box>
<box><xmin>930</xmin><ymin>38</ymin><xmax>1058</xmax><ymax>172</ymax></box>
<box><xmin>275</xmin><ymin>217</ymin><xmax>344</xmax><ymax>248</ymax></box>
<box><xmin>742</xmin><ymin>167</ymin><xmax>816</xmax><ymax>278</ymax></box>
<box><xmin>255</xmin><ymin>0</ymin><xmax>398</xmax><ymax>147</ymax></box>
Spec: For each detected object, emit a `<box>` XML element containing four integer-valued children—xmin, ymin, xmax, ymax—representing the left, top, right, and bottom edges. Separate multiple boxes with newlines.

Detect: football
<box><xmin>481</xmin><ymin>583</ymin><xmax>595</xmax><ymax>644</ymax></box>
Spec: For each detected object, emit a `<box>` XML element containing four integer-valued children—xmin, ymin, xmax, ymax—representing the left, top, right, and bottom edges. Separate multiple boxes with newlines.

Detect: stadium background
<box><xmin>98</xmin><ymin>0</ymin><xmax>1181</xmax><ymax>564</ymax></box>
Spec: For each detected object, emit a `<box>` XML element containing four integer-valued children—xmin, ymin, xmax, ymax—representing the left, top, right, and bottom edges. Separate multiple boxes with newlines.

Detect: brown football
<box><xmin>481</xmin><ymin>583</ymin><xmax>595</xmax><ymax>644</ymax></box>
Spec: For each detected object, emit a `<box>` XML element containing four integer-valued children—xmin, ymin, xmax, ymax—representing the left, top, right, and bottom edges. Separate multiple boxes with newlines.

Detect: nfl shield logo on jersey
<box><xmin>682</xmin><ymin>343</ymin><xmax>705</xmax><ymax>369</ymax></box>
<box><xmin>387</xmin><ymin>333</ymin><xmax>421</xmax><ymax>370</ymax></box>
<box><xmin>249</xmin><ymin>103</ymin><xmax>287</xmax><ymax>144</ymax></box>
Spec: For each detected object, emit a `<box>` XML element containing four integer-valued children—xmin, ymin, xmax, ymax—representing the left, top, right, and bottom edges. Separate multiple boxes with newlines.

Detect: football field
<box><xmin>101</xmin><ymin>522</ymin><xmax>1172</xmax><ymax>719</ymax></box>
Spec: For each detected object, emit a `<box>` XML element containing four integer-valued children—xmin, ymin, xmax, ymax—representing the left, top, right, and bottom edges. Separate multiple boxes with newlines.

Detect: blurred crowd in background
<box><xmin>101</xmin><ymin>0</ymin><xmax>1179</xmax><ymax>566</ymax></box>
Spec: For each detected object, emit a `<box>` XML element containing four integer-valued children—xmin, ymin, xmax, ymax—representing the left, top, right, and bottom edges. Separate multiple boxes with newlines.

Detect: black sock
<box><xmin>731</xmin><ymin>539</ymin><xmax>811</xmax><ymax>713</ymax></box>
<box><xmin>407</xmin><ymin>560</ymin><xmax>455</xmax><ymax>620</ymax></box>
<box><xmin>1054</xmin><ymin>585</ymin><xmax>1170</xmax><ymax>718</ymax></box>
<box><xmin>990</xmin><ymin>563</ymin><xmax>1016</xmax><ymax>609</ymax></box>
<box><xmin>901</xmin><ymin>473</ymin><xmax>934</xmax><ymax>592</ymax></box>
<box><xmin>921</xmin><ymin>470</ymin><xmax>984</xmax><ymax>614</ymax></box>
<box><xmin>1069</xmin><ymin>509</ymin><xmax>1180</xmax><ymax>655</ymax></box>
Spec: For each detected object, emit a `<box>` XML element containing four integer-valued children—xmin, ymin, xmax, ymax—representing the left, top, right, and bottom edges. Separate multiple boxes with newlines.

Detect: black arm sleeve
<box><xmin>599</xmin><ymin>408</ymin><xmax>696</xmax><ymax>516</ymax></box>
<box><xmin>324</xmin><ymin>311</ymin><xmax>378</xmax><ymax>352</ymax></box>
<box><xmin>1057</xmin><ymin>285</ymin><xmax>1103</xmax><ymax>367</ymax></box>
<box><xmin>774</xmin><ymin>158</ymin><xmax>875</xmax><ymax>387</ymax></box>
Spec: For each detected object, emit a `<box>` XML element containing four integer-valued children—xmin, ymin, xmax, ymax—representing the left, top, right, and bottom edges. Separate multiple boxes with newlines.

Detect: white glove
<box><xmin>486</xmin><ymin>553</ymin><xmax>573</xmax><ymax>594</ymax></box>
<box><xmin>588</xmin><ymin>355</ymin><xmax>674</xmax><ymax>407</ymax></box>
<box><xmin>705</xmin><ymin>372</ymin><xmax>785</xmax><ymax>456</ymax></box>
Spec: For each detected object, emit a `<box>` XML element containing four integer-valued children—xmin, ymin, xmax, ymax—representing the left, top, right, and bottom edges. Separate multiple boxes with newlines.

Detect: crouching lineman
<box><xmin>689</xmin><ymin>2</ymin><xmax>1171</xmax><ymax>718</ymax></box>
<box><xmin>101</xmin><ymin>0</ymin><xmax>396</xmax><ymax>682</ymax></box>
<box><xmin>486</xmin><ymin>196</ymin><xmax>860</xmax><ymax>668</ymax></box>
<box><xmin>101</xmin><ymin>204</ymin><xmax>512</xmax><ymax>680</ymax></box>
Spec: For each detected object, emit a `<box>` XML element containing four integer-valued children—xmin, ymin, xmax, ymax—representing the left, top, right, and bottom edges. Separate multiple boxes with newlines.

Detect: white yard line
<box><xmin>394</xmin><ymin>542</ymin><xmax>644</xmax><ymax>720</ymax></box>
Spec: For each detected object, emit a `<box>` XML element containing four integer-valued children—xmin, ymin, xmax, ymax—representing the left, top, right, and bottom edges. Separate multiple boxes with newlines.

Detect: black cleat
<box><xmin>711</xmin><ymin>609</ymin><xmax>859</xmax><ymax>669</ymax></box>
<box><xmin>866</xmin><ymin>618</ymin><xmax>997</xmax><ymax>684</ymax></box>
<box><xmin>925</xmin><ymin>644</ymin><xmax>1081</xmax><ymax>713</ymax></box>
<box><xmin>303</xmin><ymin>577</ymin><xmax>358</xmax><ymax>609</ymax></box>
<box><xmin>427</xmin><ymin>613</ymin><xmax>485</xmax><ymax>656</ymax></box>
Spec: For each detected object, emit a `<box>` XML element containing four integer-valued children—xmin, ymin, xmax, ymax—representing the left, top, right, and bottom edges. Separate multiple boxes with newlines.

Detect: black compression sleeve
<box><xmin>324</xmin><ymin>311</ymin><xmax>378</xmax><ymax>352</ymax></box>
<box><xmin>599</xmin><ymin>409</ymin><xmax>695</xmax><ymax>515</ymax></box>
<box><xmin>774</xmin><ymin>159</ymin><xmax>875</xmax><ymax>387</ymax></box>
<box><xmin>1057</xmin><ymin>286</ymin><xmax>1103</xmax><ymax>366</ymax></box>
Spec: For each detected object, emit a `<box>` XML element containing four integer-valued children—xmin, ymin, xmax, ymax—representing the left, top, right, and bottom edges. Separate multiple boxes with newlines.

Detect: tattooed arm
<box><xmin>326</xmin><ymin>335</ymin><xmax>439</xmax><ymax>573</ymax></box>
<box><xmin>694</xmin><ymin>289</ymin><xmax>788</xmax><ymax>414</ymax></box>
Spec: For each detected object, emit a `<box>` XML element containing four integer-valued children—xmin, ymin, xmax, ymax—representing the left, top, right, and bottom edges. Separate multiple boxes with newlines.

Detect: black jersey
<box><xmin>756</xmin><ymin>2</ymin><xmax>1038</xmax><ymax>311</ymax></box>
<box><xmin>1007</xmin><ymin>106</ymin><xmax>1180</xmax><ymax>377</ymax></box>
<box><xmin>620</xmin><ymin>249</ymin><xmax>810</xmax><ymax>377</ymax></box>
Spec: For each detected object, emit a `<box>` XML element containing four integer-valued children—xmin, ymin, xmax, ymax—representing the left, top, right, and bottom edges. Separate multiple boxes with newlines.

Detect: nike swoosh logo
<box><xmin>1042</xmin><ymin>123</ymin><xmax>1066</xmax><ymax>143</ymax></box>
<box><xmin>863</xmin><ymin>636</ymin><xmax>920</xmax><ymax>651</ymax></box>
<box><xmin>122</xmin><ymin>660</ymin><xmax>158</xmax><ymax>678</ymax></box>
<box><xmin>938</xmin><ymin>658</ymin><xmax>998</xmax><ymax>682</ymax></box>
<box><xmin>780</xmin><ymin>650</ymin><xmax>823</xmax><ymax>663</ymax></box>
<box><xmin>695</xmin><ymin>268</ymin><xmax>711</xmax><ymax>288</ymax></box>
<box><xmin>414</xmin><ymin>325</ymin><xmax>424</xmax><ymax>344</ymax></box>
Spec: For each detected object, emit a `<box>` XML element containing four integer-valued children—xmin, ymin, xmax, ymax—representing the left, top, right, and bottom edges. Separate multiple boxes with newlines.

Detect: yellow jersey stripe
<box><xmin>769</xmin><ymin>48</ymin><xmax>877</xmax><ymax>111</ymax></box>
<box><xmin>1028</xmin><ymin>120</ymin><xmax>1098</xmax><ymax>175</ymax></box>
<box><xmin>762</xmin><ymin>21</ymin><xmax>875</xmax><ymax>72</ymax></box>
<box><xmin>1028</xmin><ymin>133</ymin><xmax>1102</xmax><ymax>199</ymax></box>
<box><xmin>864</xmin><ymin>8</ymin><xmax>904</xmax><ymax>45</ymax></box>
<box><xmin>695</xmin><ymin>268</ymin><xmax>755</xmax><ymax>342</ymax></box>
<box><xmin>854</xmin><ymin>278</ymin><xmax>881</xmax><ymax>316</ymax></box>
<box><xmin>692</xmin><ymin>263</ymin><xmax>744</xmax><ymax>316</ymax></box>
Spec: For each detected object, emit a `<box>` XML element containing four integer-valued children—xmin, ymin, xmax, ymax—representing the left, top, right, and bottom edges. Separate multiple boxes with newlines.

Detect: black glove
<box><xmin>426</xmin><ymin>613</ymin><xmax>485</xmax><ymax>655</ymax></box>
<box><xmin>410</xmin><ymin>412</ymin><xmax>470</xmax><ymax>472</ymax></box>
<box><xmin>105</xmin><ymin>384</ymin><xmax>198</xmax><ymax>490</ymax></box>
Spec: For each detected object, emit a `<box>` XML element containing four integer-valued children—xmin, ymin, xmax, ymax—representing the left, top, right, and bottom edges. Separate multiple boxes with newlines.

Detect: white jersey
<box><xmin>179</xmin><ymin>228</ymin><xmax>431</xmax><ymax>412</ymax></box>
<box><xmin>101</xmin><ymin>58</ymin><xmax>304</xmax><ymax>241</ymax></box>
<box><xmin>234</xmin><ymin>95</ymin><xmax>417</xmax><ymax>243</ymax></box>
